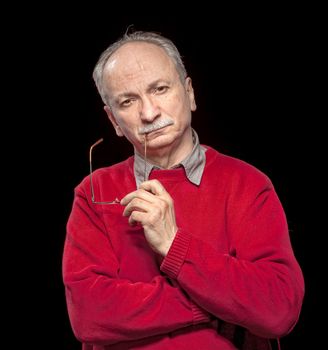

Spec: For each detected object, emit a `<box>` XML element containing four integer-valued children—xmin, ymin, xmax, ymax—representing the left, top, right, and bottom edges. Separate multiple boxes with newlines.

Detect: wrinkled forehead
<box><xmin>103</xmin><ymin>42</ymin><xmax>177</xmax><ymax>81</ymax></box>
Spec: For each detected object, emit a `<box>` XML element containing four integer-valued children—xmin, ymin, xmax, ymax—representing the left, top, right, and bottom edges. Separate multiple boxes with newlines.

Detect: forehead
<box><xmin>103</xmin><ymin>42</ymin><xmax>178</xmax><ymax>88</ymax></box>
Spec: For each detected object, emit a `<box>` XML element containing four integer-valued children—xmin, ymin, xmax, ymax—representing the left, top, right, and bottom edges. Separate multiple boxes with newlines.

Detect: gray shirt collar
<box><xmin>134</xmin><ymin>129</ymin><xmax>206</xmax><ymax>188</ymax></box>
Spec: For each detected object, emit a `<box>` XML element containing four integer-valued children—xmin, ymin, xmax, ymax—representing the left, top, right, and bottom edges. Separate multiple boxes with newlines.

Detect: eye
<box><xmin>154</xmin><ymin>86</ymin><xmax>169</xmax><ymax>94</ymax></box>
<box><xmin>120</xmin><ymin>98</ymin><xmax>135</xmax><ymax>108</ymax></box>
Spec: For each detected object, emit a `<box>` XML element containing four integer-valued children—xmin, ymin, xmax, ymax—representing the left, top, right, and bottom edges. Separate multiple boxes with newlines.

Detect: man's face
<box><xmin>103</xmin><ymin>42</ymin><xmax>196</xmax><ymax>155</ymax></box>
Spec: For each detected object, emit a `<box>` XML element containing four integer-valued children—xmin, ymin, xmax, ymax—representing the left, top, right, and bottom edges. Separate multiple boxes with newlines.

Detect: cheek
<box><xmin>160</xmin><ymin>92</ymin><xmax>184</xmax><ymax>113</ymax></box>
<box><xmin>166</xmin><ymin>93</ymin><xmax>191</xmax><ymax>118</ymax></box>
<box><xmin>115</xmin><ymin>114</ymin><xmax>140</xmax><ymax>139</ymax></box>
<box><xmin>114</xmin><ymin>111</ymin><xmax>137</xmax><ymax>129</ymax></box>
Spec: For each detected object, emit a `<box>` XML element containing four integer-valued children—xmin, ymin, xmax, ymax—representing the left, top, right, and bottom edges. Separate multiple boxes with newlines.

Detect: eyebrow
<box><xmin>147</xmin><ymin>79</ymin><xmax>170</xmax><ymax>91</ymax></box>
<box><xmin>113</xmin><ymin>79</ymin><xmax>171</xmax><ymax>103</ymax></box>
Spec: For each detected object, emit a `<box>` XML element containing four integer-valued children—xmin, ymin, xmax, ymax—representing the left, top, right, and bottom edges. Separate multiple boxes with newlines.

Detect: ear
<box><xmin>185</xmin><ymin>77</ymin><xmax>197</xmax><ymax>111</ymax></box>
<box><xmin>104</xmin><ymin>106</ymin><xmax>124</xmax><ymax>137</ymax></box>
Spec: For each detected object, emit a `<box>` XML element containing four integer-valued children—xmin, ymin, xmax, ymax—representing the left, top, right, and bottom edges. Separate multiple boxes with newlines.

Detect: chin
<box><xmin>146</xmin><ymin>133</ymin><xmax>175</xmax><ymax>150</ymax></box>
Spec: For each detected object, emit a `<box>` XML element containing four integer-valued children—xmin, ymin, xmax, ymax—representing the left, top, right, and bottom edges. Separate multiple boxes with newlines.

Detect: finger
<box><xmin>139</xmin><ymin>179</ymin><xmax>166</xmax><ymax>196</ymax></box>
<box><xmin>121</xmin><ymin>188</ymin><xmax>155</xmax><ymax>206</ymax></box>
<box><xmin>123</xmin><ymin>197</ymin><xmax>155</xmax><ymax>217</ymax></box>
<box><xmin>128</xmin><ymin>210</ymin><xmax>146</xmax><ymax>226</ymax></box>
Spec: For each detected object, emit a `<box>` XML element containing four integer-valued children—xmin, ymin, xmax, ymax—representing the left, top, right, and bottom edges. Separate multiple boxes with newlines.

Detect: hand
<box><xmin>121</xmin><ymin>179</ymin><xmax>177</xmax><ymax>256</ymax></box>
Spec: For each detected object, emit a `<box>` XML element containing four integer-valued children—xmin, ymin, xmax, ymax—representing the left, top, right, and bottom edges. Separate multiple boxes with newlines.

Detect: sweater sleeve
<box><xmin>62</xmin><ymin>187</ymin><xmax>210</xmax><ymax>346</ymax></box>
<box><xmin>161</xmin><ymin>171</ymin><xmax>304</xmax><ymax>339</ymax></box>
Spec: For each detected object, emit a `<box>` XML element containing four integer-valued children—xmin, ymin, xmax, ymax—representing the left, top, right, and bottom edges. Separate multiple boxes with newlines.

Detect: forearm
<box><xmin>63</xmin><ymin>190</ymin><xmax>210</xmax><ymax>345</ymax></box>
<box><xmin>160</xmin><ymin>181</ymin><xmax>304</xmax><ymax>339</ymax></box>
<box><xmin>64</xmin><ymin>263</ymin><xmax>209</xmax><ymax>345</ymax></box>
<box><xmin>161</xmin><ymin>228</ymin><xmax>304</xmax><ymax>338</ymax></box>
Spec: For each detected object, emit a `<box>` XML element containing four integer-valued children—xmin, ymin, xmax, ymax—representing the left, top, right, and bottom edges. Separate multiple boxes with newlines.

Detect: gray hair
<box><xmin>92</xmin><ymin>31</ymin><xmax>188</xmax><ymax>106</ymax></box>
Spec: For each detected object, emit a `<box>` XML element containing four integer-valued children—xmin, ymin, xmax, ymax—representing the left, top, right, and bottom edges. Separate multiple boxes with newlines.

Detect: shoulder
<box><xmin>203</xmin><ymin>145</ymin><xmax>272</xmax><ymax>189</ymax></box>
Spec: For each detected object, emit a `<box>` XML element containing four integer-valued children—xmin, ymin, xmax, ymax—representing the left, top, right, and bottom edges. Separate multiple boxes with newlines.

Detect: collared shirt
<box><xmin>134</xmin><ymin>129</ymin><xmax>207</xmax><ymax>188</ymax></box>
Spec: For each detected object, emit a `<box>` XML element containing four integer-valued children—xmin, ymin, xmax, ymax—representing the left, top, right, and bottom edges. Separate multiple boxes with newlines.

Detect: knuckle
<box><xmin>162</xmin><ymin>200</ymin><xmax>169</xmax><ymax>210</ymax></box>
<box><xmin>130</xmin><ymin>211</ymin><xmax>139</xmax><ymax>222</ymax></box>
<box><xmin>131</xmin><ymin>198</ymin><xmax>141</xmax><ymax>207</ymax></box>
<box><xmin>148</xmin><ymin>207</ymin><xmax>160</xmax><ymax>221</ymax></box>
<box><xmin>159</xmin><ymin>197</ymin><xmax>171</xmax><ymax>209</ymax></box>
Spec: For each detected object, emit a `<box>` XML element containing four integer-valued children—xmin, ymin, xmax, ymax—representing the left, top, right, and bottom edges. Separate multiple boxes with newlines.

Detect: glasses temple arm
<box><xmin>89</xmin><ymin>138</ymin><xmax>104</xmax><ymax>202</ymax></box>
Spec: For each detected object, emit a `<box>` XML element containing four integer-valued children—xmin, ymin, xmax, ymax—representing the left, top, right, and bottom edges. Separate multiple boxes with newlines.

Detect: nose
<box><xmin>140</xmin><ymin>95</ymin><xmax>160</xmax><ymax>122</ymax></box>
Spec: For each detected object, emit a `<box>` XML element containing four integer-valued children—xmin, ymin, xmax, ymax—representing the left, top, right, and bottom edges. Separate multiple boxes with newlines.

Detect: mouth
<box><xmin>145</xmin><ymin>124</ymin><xmax>169</xmax><ymax>135</ymax></box>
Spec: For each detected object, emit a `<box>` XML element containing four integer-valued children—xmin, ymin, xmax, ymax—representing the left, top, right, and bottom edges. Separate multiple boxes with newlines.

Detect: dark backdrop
<box><xmin>9</xmin><ymin>5</ymin><xmax>321</xmax><ymax>349</ymax></box>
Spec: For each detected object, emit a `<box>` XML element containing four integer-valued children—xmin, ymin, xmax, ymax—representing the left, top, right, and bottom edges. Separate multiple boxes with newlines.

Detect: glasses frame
<box><xmin>89</xmin><ymin>136</ymin><xmax>148</xmax><ymax>205</ymax></box>
<box><xmin>89</xmin><ymin>138</ymin><xmax>120</xmax><ymax>205</ymax></box>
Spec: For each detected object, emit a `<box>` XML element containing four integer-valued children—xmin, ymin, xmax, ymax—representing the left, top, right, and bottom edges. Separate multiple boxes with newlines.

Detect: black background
<box><xmin>7</xmin><ymin>4</ymin><xmax>322</xmax><ymax>349</ymax></box>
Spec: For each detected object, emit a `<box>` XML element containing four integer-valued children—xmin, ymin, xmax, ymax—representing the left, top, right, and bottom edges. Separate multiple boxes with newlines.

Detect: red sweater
<box><xmin>63</xmin><ymin>146</ymin><xmax>304</xmax><ymax>350</ymax></box>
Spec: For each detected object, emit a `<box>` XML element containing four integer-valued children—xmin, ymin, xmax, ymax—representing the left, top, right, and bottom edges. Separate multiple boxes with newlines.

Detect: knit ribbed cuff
<box><xmin>160</xmin><ymin>229</ymin><xmax>191</xmax><ymax>279</ymax></box>
<box><xmin>191</xmin><ymin>301</ymin><xmax>212</xmax><ymax>324</ymax></box>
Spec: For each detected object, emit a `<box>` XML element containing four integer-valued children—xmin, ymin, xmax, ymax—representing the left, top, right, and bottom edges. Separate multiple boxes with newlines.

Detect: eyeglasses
<box><xmin>89</xmin><ymin>138</ymin><xmax>120</xmax><ymax>204</ymax></box>
<box><xmin>89</xmin><ymin>136</ymin><xmax>148</xmax><ymax>205</ymax></box>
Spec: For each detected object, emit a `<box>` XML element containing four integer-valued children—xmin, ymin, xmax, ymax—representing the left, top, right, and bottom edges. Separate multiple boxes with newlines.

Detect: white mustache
<box><xmin>139</xmin><ymin>118</ymin><xmax>174</xmax><ymax>135</ymax></box>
